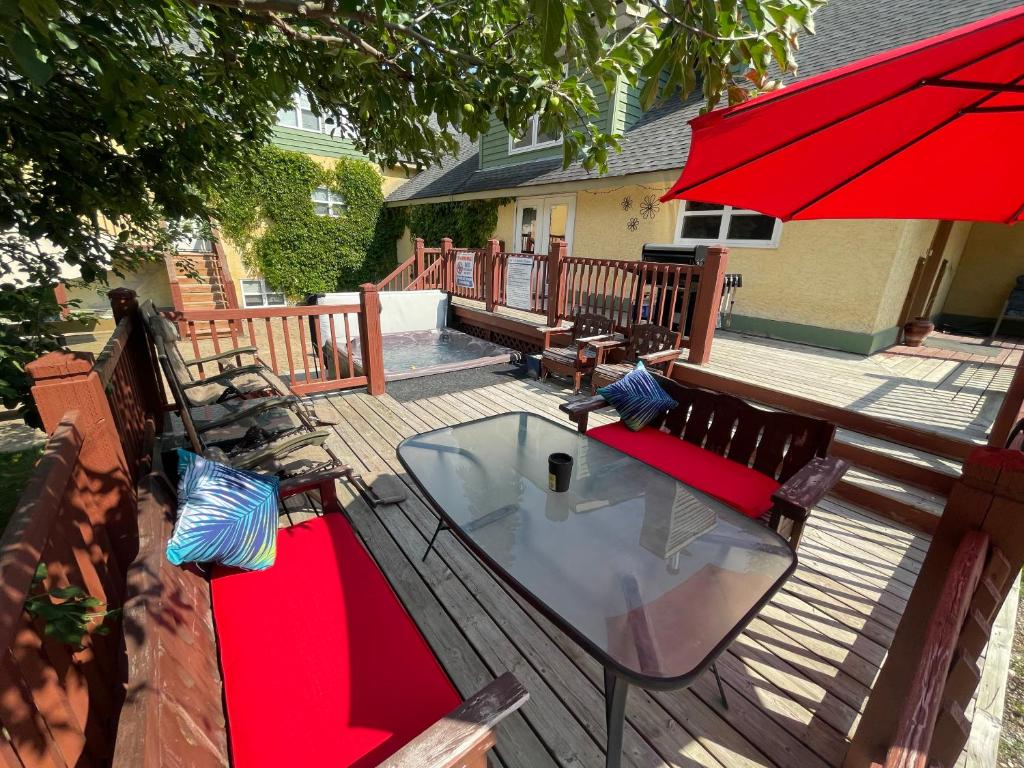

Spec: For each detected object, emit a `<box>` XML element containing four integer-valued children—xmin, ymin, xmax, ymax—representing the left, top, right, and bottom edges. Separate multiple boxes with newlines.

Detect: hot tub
<box><xmin>328</xmin><ymin>327</ymin><xmax>514</xmax><ymax>381</ymax></box>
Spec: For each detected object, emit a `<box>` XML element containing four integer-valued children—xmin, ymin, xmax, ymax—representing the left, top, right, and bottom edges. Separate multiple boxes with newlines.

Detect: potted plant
<box><xmin>903</xmin><ymin>316</ymin><xmax>935</xmax><ymax>347</ymax></box>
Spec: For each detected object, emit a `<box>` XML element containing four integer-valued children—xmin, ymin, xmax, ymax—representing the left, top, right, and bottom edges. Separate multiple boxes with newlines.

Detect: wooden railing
<box><xmin>165</xmin><ymin>283</ymin><xmax>385</xmax><ymax>396</ymax></box>
<box><xmin>3</xmin><ymin>290</ymin><xmax>166</xmax><ymax>767</ymax></box>
<box><xmin>375</xmin><ymin>236</ymin><xmax>729</xmax><ymax>364</ymax></box>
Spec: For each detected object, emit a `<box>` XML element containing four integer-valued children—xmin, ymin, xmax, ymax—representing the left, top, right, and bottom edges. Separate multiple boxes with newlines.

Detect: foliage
<box><xmin>0</xmin><ymin>445</ymin><xmax>44</xmax><ymax>532</ymax></box>
<box><xmin>406</xmin><ymin>199</ymin><xmax>512</xmax><ymax>249</ymax></box>
<box><xmin>0</xmin><ymin>287</ymin><xmax>61</xmax><ymax>426</ymax></box>
<box><xmin>25</xmin><ymin>564</ymin><xmax>121</xmax><ymax>649</ymax></box>
<box><xmin>1</xmin><ymin>0</ymin><xmax>821</xmax><ymax>422</ymax></box>
<box><xmin>217</xmin><ymin>147</ymin><xmax>395</xmax><ymax>295</ymax></box>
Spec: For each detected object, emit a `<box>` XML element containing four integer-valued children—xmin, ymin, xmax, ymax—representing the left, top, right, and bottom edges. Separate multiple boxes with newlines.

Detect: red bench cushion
<box><xmin>211</xmin><ymin>514</ymin><xmax>460</xmax><ymax>768</ymax></box>
<box><xmin>588</xmin><ymin>422</ymin><xmax>781</xmax><ymax>518</ymax></box>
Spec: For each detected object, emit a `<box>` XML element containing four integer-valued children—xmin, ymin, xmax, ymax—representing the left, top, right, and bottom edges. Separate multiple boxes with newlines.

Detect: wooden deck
<box><xmin>683</xmin><ymin>331</ymin><xmax>1021</xmax><ymax>444</ymax></box>
<box><xmin>274</xmin><ymin>374</ymin><xmax>992</xmax><ymax>768</ymax></box>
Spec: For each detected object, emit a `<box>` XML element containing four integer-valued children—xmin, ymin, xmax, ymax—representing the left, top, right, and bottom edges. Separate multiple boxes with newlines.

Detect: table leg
<box><xmin>603</xmin><ymin>667</ymin><xmax>629</xmax><ymax>768</ymax></box>
<box><xmin>421</xmin><ymin>518</ymin><xmax>448</xmax><ymax>561</ymax></box>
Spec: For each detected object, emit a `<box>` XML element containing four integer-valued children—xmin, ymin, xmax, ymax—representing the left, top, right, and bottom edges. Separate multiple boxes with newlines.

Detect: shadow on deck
<box><xmin>279</xmin><ymin>374</ymin><xmax>966</xmax><ymax>768</ymax></box>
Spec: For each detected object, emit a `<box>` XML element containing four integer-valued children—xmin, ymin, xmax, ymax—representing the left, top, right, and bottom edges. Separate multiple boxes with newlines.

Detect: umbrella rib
<box><xmin>1007</xmin><ymin>201</ymin><xmax>1024</xmax><ymax>224</ymax></box>
<box><xmin>719</xmin><ymin>9</ymin><xmax>1024</xmax><ymax>121</ymax></box>
<box><xmin>670</xmin><ymin>34</ymin><xmax>1024</xmax><ymax>197</ymax></box>
<box><xmin>785</xmin><ymin>70</ymin><xmax>1024</xmax><ymax>219</ymax></box>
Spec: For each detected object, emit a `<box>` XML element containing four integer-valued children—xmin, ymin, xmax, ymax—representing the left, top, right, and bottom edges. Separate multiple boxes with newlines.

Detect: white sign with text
<box><xmin>505</xmin><ymin>256</ymin><xmax>535</xmax><ymax>311</ymax></box>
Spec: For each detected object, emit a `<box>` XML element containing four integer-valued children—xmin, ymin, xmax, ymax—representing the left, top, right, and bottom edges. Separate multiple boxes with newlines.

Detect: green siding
<box><xmin>271</xmin><ymin>125</ymin><xmax>365</xmax><ymax>160</ymax></box>
<box><xmin>727</xmin><ymin>315</ymin><xmax>901</xmax><ymax>356</ymax></box>
<box><xmin>479</xmin><ymin>73</ymin><xmax>616</xmax><ymax>170</ymax></box>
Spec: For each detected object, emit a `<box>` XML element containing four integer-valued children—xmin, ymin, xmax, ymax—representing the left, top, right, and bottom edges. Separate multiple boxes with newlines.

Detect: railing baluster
<box><xmin>281</xmin><ymin>316</ymin><xmax>296</xmax><ymax>387</ymax></box>
<box><xmin>296</xmin><ymin>315</ymin><xmax>311</xmax><ymax>384</ymax></box>
<box><xmin>209</xmin><ymin>320</ymin><xmax>221</xmax><ymax>355</ymax></box>
<box><xmin>328</xmin><ymin>314</ymin><xmax>342</xmax><ymax>382</ymax></box>
<box><xmin>343</xmin><ymin>313</ymin><xmax>355</xmax><ymax>379</ymax></box>
<box><xmin>656</xmin><ymin>266</ymin><xmax>671</xmax><ymax>327</ymax></box>
<box><xmin>188</xmin><ymin>321</ymin><xmax>203</xmax><ymax>378</ymax></box>
<box><xmin>312</xmin><ymin>314</ymin><xmax>326</xmax><ymax>383</ymax></box>
<box><xmin>667</xmin><ymin>266</ymin><xmax>682</xmax><ymax>332</ymax></box>
<box><xmin>264</xmin><ymin>317</ymin><xmax>279</xmax><ymax>374</ymax></box>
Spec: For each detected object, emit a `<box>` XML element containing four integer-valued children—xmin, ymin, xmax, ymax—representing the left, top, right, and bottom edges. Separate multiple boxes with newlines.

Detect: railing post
<box><xmin>441</xmin><ymin>237</ymin><xmax>454</xmax><ymax>293</ymax></box>
<box><xmin>108</xmin><ymin>287</ymin><xmax>167</xmax><ymax>424</ymax></box>
<box><xmin>686</xmin><ymin>246</ymin><xmax>728</xmax><ymax>365</ymax></box>
<box><xmin>546</xmin><ymin>240</ymin><xmax>566</xmax><ymax>327</ymax></box>
<box><xmin>414</xmin><ymin>237</ymin><xmax>425</xmax><ymax>278</ymax></box>
<box><xmin>484</xmin><ymin>239</ymin><xmax>499</xmax><ymax>313</ymax></box>
<box><xmin>27</xmin><ymin>350</ymin><xmax>135</xmax><ymax>570</ymax></box>
<box><xmin>358</xmin><ymin>283</ymin><xmax>386</xmax><ymax>396</ymax></box>
<box><xmin>845</xmin><ymin>446</ymin><xmax>1024</xmax><ymax>767</ymax></box>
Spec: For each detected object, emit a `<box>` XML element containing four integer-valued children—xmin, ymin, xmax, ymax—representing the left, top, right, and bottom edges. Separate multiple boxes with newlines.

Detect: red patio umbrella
<box><xmin>660</xmin><ymin>5</ymin><xmax>1024</xmax><ymax>224</ymax></box>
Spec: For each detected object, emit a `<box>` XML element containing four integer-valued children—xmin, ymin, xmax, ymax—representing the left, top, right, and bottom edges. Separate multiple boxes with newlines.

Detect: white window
<box><xmin>508</xmin><ymin>113</ymin><xmax>562</xmax><ymax>154</ymax></box>
<box><xmin>311</xmin><ymin>186</ymin><xmax>346</xmax><ymax>217</ymax></box>
<box><xmin>172</xmin><ymin>219</ymin><xmax>213</xmax><ymax>253</ymax></box>
<box><xmin>276</xmin><ymin>90</ymin><xmax>355</xmax><ymax>137</ymax></box>
<box><xmin>674</xmin><ymin>201</ymin><xmax>782</xmax><ymax>248</ymax></box>
<box><xmin>240</xmin><ymin>279</ymin><xmax>286</xmax><ymax>308</ymax></box>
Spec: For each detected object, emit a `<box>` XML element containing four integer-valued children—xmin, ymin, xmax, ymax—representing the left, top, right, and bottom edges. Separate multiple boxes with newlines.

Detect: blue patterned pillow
<box><xmin>598</xmin><ymin>361</ymin><xmax>678</xmax><ymax>431</ymax></box>
<box><xmin>167</xmin><ymin>449</ymin><xmax>279</xmax><ymax>570</ymax></box>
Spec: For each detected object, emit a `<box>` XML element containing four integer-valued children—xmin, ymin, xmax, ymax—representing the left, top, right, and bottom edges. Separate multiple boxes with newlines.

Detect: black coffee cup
<box><xmin>548</xmin><ymin>452</ymin><xmax>573</xmax><ymax>492</ymax></box>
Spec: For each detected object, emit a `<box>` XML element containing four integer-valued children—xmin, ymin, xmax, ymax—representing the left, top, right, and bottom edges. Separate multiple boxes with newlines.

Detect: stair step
<box><xmin>833</xmin><ymin>428</ymin><xmax>961</xmax><ymax>495</ymax></box>
<box><xmin>834</xmin><ymin>466</ymin><xmax>945</xmax><ymax>535</ymax></box>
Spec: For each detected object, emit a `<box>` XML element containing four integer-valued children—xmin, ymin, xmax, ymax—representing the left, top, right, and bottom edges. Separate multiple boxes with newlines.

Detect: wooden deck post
<box><xmin>686</xmin><ymin>246</ymin><xmax>728</xmax><ymax>365</ymax></box>
<box><xmin>546</xmin><ymin>240</ymin><xmax>566</xmax><ymax>327</ymax></box>
<box><xmin>484</xmin><ymin>239</ymin><xmax>499</xmax><ymax>313</ymax></box>
<box><xmin>27</xmin><ymin>350</ymin><xmax>136</xmax><ymax>569</ymax></box>
<box><xmin>988</xmin><ymin>355</ymin><xmax>1024</xmax><ymax>447</ymax></box>
<box><xmin>108</xmin><ymin>288</ymin><xmax>167</xmax><ymax>422</ymax></box>
<box><xmin>414</xmin><ymin>237</ymin><xmax>425</xmax><ymax>279</ymax></box>
<box><xmin>441</xmin><ymin>237</ymin><xmax>454</xmax><ymax>293</ymax></box>
<box><xmin>358</xmin><ymin>283</ymin><xmax>386</xmax><ymax>396</ymax></box>
<box><xmin>53</xmin><ymin>282</ymin><xmax>71</xmax><ymax>320</ymax></box>
<box><xmin>845</xmin><ymin>446</ymin><xmax>1024</xmax><ymax>767</ymax></box>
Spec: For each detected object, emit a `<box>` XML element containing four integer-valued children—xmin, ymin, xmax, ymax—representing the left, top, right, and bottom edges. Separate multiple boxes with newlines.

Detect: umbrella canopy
<box><xmin>660</xmin><ymin>6</ymin><xmax>1024</xmax><ymax>224</ymax></box>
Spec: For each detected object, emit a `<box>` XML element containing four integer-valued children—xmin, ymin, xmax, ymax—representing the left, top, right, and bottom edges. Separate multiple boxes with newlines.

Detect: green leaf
<box><xmin>7</xmin><ymin>27</ymin><xmax>54</xmax><ymax>85</ymax></box>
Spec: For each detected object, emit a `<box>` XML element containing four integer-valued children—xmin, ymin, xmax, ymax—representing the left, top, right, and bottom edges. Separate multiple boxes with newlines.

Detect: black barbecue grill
<box><xmin>637</xmin><ymin>244</ymin><xmax>743</xmax><ymax>335</ymax></box>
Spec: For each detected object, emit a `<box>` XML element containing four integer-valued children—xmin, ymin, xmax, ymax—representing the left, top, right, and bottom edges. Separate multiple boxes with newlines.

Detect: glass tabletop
<box><xmin>397</xmin><ymin>411</ymin><xmax>796</xmax><ymax>687</ymax></box>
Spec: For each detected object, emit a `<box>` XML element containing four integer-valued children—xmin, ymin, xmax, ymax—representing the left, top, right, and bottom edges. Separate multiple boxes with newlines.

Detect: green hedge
<box><xmin>216</xmin><ymin>147</ymin><xmax>403</xmax><ymax>296</ymax></box>
<box><xmin>406</xmin><ymin>198</ymin><xmax>510</xmax><ymax>249</ymax></box>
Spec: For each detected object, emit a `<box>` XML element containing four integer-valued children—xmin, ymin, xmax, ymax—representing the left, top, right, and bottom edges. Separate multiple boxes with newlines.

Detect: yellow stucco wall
<box><xmin>66</xmin><ymin>261</ymin><xmax>172</xmax><ymax>315</ymax></box>
<box><xmin>942</xmin><ymin>223</ymin><xmax>1024</xmax><ymax>319</ymax></box>
<box><xmin>490</xmin><ymin>181</ymin><xmax>934</xmax><ymax>338</ymax></box>
<box><xmin>926</xmin><ymin>221</ymin><xmax>972</xmax><ymax>319</ymax></box>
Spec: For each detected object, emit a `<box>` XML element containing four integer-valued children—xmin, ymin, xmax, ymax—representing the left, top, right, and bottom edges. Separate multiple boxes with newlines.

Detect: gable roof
<box><xmin>387</xmin><ymin>0</ymin><xmax>1021</xmax><ymax>203</ymax></box>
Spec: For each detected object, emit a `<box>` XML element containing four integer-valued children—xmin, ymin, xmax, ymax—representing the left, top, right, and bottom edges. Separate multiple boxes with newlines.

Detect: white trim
<box><xmin>512</xmin><ymin>194</ymin><xmax>576</xmax><ymax>256</ymax></box>
<box><xmin>673</xmin><ymin>201</ymin><xmax>782</xmax><ymax>249</ymax></box>
<box><xmin>240</xmin><ymin>279</ymin><xmax>287</xmax><ymax>308</ymax></box>
<box><xmin>508</xmin><ymin>114</ymin><xmax>563</xmax><ymax>155</ymax></box>
<box><xmin>311</xmin><ymin>186</ymin><xmax>346</xmax><ymax>217</ymax></box>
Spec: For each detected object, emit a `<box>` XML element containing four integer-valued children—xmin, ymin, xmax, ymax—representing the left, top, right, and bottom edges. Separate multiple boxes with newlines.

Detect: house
<box><xmin>385</xmin><ymin>0</ymin><xmax>1024</xmax><ymax>355</ymax></box>
<box><xmin>63</xmin><ymin>90</ymin><xmax>415</xmax><ymax>327</ymax></box>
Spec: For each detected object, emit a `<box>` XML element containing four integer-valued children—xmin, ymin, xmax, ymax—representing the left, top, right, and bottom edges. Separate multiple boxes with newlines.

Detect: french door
<box><xmin>513</xmin><ymin>195</ymin><xmax>576</xmax><ymax>256</ymax></box>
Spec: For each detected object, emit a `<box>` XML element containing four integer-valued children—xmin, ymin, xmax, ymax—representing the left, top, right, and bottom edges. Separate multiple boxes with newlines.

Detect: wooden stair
<box><xmin>173</xmin><ymin>253</ymin><xmax>230</xmax><ymax>312</ymax></box>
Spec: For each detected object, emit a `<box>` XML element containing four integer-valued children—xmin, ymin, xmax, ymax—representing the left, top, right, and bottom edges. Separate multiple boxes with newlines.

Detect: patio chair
<box><xmin>141</xmin><ymin>301</ymin><xmax>290</xmax><ymax>407</ymax></box>
<box><xmin>538</xmin><ymin>311</ymin><xmax>616</xmax><ymax>393</ymax></box>
<box><xmin>589</xmin><ymin>323</ymin><xmax>681</xmax><ymax>393</ymax></box>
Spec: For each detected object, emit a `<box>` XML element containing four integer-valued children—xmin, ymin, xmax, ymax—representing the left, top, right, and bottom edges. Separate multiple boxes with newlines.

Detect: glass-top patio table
<box><xmin>397</xmin><ymin>412</ymin><xmax>797</xmax><ymax>768</ymax></box>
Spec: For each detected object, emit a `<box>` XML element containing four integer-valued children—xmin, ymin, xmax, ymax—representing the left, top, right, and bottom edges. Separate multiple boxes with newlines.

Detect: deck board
<box><xmin>308</xmin><ymin>376</ymin><xmax>942</xmax><ymax>767</ymax></box>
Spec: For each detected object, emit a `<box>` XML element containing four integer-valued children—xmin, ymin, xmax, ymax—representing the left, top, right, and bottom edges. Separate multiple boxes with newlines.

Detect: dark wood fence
<box><xmin>377</xmin><ymin>237</ymin><xmax>729</xmax><ymax>364</ymax></box>
<box><xmin>2</xmin><ymin>290</ymin><xmax>164</xmax><ymax>767</ymax></box>
<box><xmin>166</xmin><ymin>283</ymin><xmax>386</xmax><ymax>396</ymax></box>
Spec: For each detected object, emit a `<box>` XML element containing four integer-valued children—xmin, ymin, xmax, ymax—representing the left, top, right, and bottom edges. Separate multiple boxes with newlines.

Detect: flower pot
<box><xmin>903</xmin><ymin>317</ymin><xmax>935</xmax><ymax>347</ymax></box>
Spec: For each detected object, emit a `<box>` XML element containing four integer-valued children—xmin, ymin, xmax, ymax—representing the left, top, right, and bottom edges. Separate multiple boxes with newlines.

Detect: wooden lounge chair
<box><xmin>142</xmin><ymin>301</ymin><xmax>290</xmax><ymax>406</ymax></box>
<box><xmin>538</xmin><ymin>310</ymin><xmax>615</xmax><ymax>393</ymax></box>
<box><xmin>589</xmin><ymin>323</ymin><xmax>681</xmax><ymax>392</ymax></box>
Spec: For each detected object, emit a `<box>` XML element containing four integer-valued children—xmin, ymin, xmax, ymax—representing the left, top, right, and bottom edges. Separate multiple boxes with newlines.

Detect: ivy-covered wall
<box><xmin>216</xmin><ymin>146</ymin><xmax>405</xmax><ymax>296</ymax></box>
<box><xmin>405</xmin><ymin>198</ymin><xmax>511</xmax><ymax>249</ymax></box>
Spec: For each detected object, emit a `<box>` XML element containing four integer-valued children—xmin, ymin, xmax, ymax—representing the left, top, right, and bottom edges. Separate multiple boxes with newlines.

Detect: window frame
<box><xmin>311</xmin><ymin>186</ymin><xmax>346</xmax><ymax>217</ymax></box>
<box><xmin>508</xmin><ymin>113</ymin><xmax>564</xmax><ymax>155</ymax></box>
<box><xmin>240</xmin><ymin>279</ymin><xmax>287</xmax><ymax>308</ymax></box>
<box><xmin>673</xmin><ymin>201</ymin><xmax>783</xmax><ymax>249</ymax></box>
<box><xmin>172</xmin><ymin>218</ymin><xmax>213</xmax><ymax>254</ymax></box>
<box><xmin>276</xmin><ymin>90</ymin><xmax>336</xmax><ymax>135</ymax></box>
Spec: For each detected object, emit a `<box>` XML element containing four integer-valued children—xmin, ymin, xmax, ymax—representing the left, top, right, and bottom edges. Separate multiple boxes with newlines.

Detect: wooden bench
<box><xmin>560</xmin><ymin>372</ymin><xmax>849</xmax><ymax>549</ymax></box>
<box><xmin>114</xmin><ymin>459</ymin><xmax>528</xmax><ymax>768</ymax></box>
